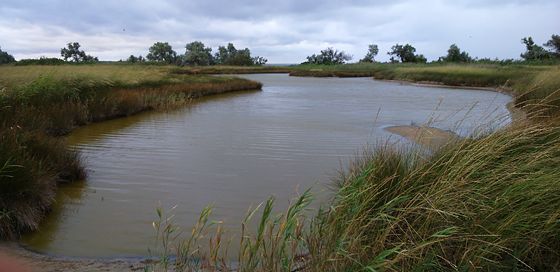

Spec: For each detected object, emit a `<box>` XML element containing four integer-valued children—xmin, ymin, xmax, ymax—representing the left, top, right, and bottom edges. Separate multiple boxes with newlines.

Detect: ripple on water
<box><xmin>24</xmin><ymin>74</ymin><xmax>512</xmax><ymax>258</ymax></box>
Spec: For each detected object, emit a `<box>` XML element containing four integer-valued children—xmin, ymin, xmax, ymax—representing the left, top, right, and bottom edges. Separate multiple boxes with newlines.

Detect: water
<box><xmin>22</xmin><ymin>74</ymin><xmax>512</xmax><ymax>258</ymax></box>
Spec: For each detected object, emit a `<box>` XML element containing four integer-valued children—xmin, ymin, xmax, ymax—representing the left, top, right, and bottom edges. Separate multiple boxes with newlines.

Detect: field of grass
<box><xmin>0</xmin><ymin>64</ymin><xmax>262</xmax><ymax>239</ymax></box>
<box><xmin>0</xmin><ymin>64</ymin><xmax>166</xmax><ymax>88</ymax></box>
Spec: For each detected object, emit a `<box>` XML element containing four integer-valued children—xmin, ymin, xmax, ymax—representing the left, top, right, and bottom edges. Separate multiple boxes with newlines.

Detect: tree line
<box><xmin>303</xmin><ymin>34</ymin><xmax>560</xmax><ymax>65</ymax></box>
<box><xmin>0</xmin><ymin>34</ymin><xmax>558</xmax><ymax>65</ymax></box>
<box><xmin>0</xmin><ymin>41</ymin><xmax>267</xmax><ymax>66</ymax></box>
<box><xmin>127</xmin><ymin>41</ymin><xmax>267</xmax><ymax>66</ymax></box>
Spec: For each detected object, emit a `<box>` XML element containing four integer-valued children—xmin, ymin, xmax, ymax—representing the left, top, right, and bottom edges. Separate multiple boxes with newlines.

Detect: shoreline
<box><xmin>2</xmin><ymin>72</ymin><xmax>524</xmax><ymax>270</ymax></box>
<box><xmin>378</xmin><ymin>78</ymin><xmax>526</xmax><ymax>123</ymax></box>
<box><xmin>0</xmin><ymin>242</ymin><xmax>147</xmax><ymax>271</ymax></box>
<box><xmin>0</xmin><ymin>79</ymin><xmax>262</xmax><ymax>271</ymax></box>
<box><xmin>382</xmin><ymin>82</ymin><xmax>521</xmax><ymax>148</ymax></box>
<box><xmin>288</xmin><ymin>71</ymin><xmax>525</xmax><ymax>122</ymax></box>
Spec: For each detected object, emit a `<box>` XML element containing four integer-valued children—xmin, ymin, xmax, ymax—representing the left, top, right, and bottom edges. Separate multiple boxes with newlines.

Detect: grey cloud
<box><xmin>0</xmin><ymin>0</ymin><xmax>558</xmax><ymax>62</ymax></box>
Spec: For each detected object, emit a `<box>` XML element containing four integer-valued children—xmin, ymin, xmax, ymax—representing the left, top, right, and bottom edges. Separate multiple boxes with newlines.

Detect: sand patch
<box><xmin>386</xmin><ymin>125</ymin><xmax>459</xmax><ymax>149</ymax></box>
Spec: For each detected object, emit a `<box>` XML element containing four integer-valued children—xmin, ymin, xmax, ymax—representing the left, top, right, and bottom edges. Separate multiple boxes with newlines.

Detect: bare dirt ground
<box><xmin>0</xmin><ymin>243</ymin><xmax>149</xmax><ymax>272</ymax></box>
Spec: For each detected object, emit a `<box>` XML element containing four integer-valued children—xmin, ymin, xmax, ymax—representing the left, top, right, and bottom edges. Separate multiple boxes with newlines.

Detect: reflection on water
<box><xmin>22</xmin><ymin>74</ymin><xmax>512</xmax><ymax>258</ymax></box>
<box><xmin>22</xmin><ymin>181</ymin><xmax>86</xmax><ymax>251</ymax></box>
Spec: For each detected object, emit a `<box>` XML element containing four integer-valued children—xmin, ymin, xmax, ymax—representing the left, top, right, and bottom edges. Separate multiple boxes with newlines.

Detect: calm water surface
<box><xmin>23</xmin><ymin>74</ymin><xmax>512</xmax><ymax>257</ymax></box>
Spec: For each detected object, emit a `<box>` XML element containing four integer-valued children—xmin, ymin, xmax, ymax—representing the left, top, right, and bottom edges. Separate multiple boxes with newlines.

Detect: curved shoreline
<box><xmin>382</xmin><ymin>83</ymin><xmax>521</xmax><ymax>148</ymax></box>
<box><xmin>3</xmin><ymin>73</ymin><xmax>521</xmax><ymax>270</ymax></box>
<box><xmin>378</xmin><ymin>78</ymin><xmax>527</xmax><ymax>122</ymax></box>
<box><xmin>0</xmin><ymin>79</ymin><xmax>263</xmax><ymax>271</ymax></box>
<box><xmin>378</xmin><ymin>77</ymin><xmax>524</xmax><ymax>142</ymax></box>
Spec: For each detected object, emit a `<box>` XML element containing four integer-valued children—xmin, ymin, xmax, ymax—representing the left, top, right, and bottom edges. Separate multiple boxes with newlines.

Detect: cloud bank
<box><xmin>0</xmin><ymin>0</ymin><xmax>558</xmax><ymax>63</ymax></box>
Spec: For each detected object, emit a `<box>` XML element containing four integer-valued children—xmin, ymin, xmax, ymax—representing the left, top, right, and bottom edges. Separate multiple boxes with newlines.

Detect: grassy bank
<box><xmin>171</xmin><ymin>65</ymin><xmax>292</xmax><ymax>75</ymax></box>
<box><xmin>304</xmin><ymin>121</ymin><xmax>560</xmax><ymax>271</ymax></box>
<box><xmin>0</xmin><ymin>64</ymin><xmax>262</xmax><ymax>239</ymax></box>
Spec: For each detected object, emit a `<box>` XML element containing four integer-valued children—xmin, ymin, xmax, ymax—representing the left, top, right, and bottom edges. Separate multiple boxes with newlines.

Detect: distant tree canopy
<box><xmin>213</xmin><ymin>43</ymin><xmax>267</xmax><ymax>66</ymax></box>
<box><xmin>60</xmin><ymin>42</ymin><xmax>98</xmax><ymax>62</ymax></box>
<box><xmin>0</xmin><ymin>47</ymin><xmax>16</xmax><ymax>64</ymax></box>
<box><xmin>146</xmin><ymin>42</ymin><xmax>177</xmax><ymax>64</ymax></box>
<box><xmin>303</xmin><ymin>47</ymin><xmax>352</xmax><ymax>65</ymax></box>
<box><xmin>520</xmin><ymin>37</ymin><xmax>552</xmax><ymax>61</ymax></box>
<box><xmin>16</xmin><ymin>57</ymin><xmax>65</xmax><ymax>66</ymax></box>
<box><xmin>141</xmin><ymin>42</ymin><xmax>266</xmax><ymax>66</ymax></box>
<box><xmin>388</xmin><ymin>44</ymin><xmax>426</xmax><ymax>63</ymax></box>
<box><xmin>544</xmin><ymin>34</ymin><xmax>560</xmax><ymax>57</ymax></box>
<box><xmin>439</xmin><ymin>44</ymin><xmax>472</xmax><ymax>62</ymax></box>
<box><xmin>183</xmin><ymin>41</ymin><xmax>214</xmax><ymax>66</ymax></box>
<box><xmin>126</xmin><ymin>55</ymin><xmax>145</xmax><ymax>63</ymax></box>
<box><xmin>216</xmin><ymin>44</ymin><xmax>252</xmax><ymax>66</ymax></box>
<box><xmin>360</xmin><ymin>44</ymin><xmax>379</xmax><ymax>63</ymax></box>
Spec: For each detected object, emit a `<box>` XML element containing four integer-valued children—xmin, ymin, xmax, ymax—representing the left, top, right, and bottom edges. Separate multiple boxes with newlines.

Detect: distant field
<box><xmin>0</xmin><ymin>64</ymin><xmax>172</xmax><ymax>89</ymax></box>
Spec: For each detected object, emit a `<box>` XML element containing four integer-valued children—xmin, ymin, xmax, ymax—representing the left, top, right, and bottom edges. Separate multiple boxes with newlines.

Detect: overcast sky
<box><xmin>1</xmin><ymin>0</ymin><xmax>558</xmax><ymax>63</ymax></box>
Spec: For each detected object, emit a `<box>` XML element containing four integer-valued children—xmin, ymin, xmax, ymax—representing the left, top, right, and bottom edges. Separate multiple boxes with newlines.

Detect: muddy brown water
<box><xmin>22</xmin><ymin>74</ymin><xmax>512</xmax><ymax>258</ymax></box>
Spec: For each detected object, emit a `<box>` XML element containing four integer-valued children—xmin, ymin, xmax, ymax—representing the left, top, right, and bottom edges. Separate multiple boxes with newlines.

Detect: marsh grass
<box><xmin>170</xmin><ymin>65</ymin><xmax>292</xmax><ymax>75</ymax></box>
<box><xmin>0</xmin><ymin>64</ymin><xmax>170</xmax><ymax>89</ymax></box>
<box><xmin>306</xmin><ymin>122</ymin><xmax>560</xmax><ymax>271</ymax></box>
<box><xmin>0</xmin><ymin>65</ymin><xmax>262</xmax><ymax>239</ymax></box>
<box><xmin>147</xmin><ymin>190</ymin><xmax>313</xmax><ymax>272</ymax></box>
<box><xmin>0</xmin><ymin>128</ymin><xmax>85</xmax><ymax>239</ymax></box>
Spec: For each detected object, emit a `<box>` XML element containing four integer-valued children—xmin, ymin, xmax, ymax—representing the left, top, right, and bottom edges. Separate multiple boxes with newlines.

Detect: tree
<box><xmin>127</xmin><ymin>55</ymin><xmax>145</xmax><ymax>63</ymax></box>
<box><xmin>60</xmin><ymin>42</ymin><xmax>98</xmax><ymax>62</ymax></box>
<box><xmin>0</xmin><ymin>47</ymin><xmax>15</xmax><ymax>64</ymax></box>
<box><xmin>360</xmin><ymin>44</ymin><xmax>379</xmax><ymax>63</ymax></box>
<box><xmin>213</xmin><ymin>43</ymin><xmax>266</xmax><ymax>66</ymax></box>
<box><xmin>439</xmin><ymin>44</ymin><xmax>472</xmax><ymax>62</ymax></box>
<box><xmin>146</xmin><ymin>42</ymin><xmax>177</xmax><ymax>64</ymax></box>
<box><xmin>387</xmin><ymin>43</ymin><xmax>428</xmax><ymax>63</ymax></box>
<box><xmin>544</xmin><ymin>34</ymin><xmax>560</xmax><ymax>57</ymax></box>
<box><xmin>520</xmin><ymin>37</ymin><xmax>551</xmax><ymax>60</ymax></box>
<box><xmin>214</xmin><ymin>45</ymin><xmax>231</xmax><ymax>65</ymax></box>
<box><xmin>388</xmin><ymin>44</ymin><xmax>417</xmax><ymax>63</ymax></box>
<box><xmin>303</xmin><ymin>47</ymin><xmax>352</xmax><ymax>65</ymax></box>
<box><xmin>183</xmin><ymin>41</ymin><xmax>213</xmax><ymax>66</ymax></box>
<box><xmin>127</xmin><ymin>55</ymin><xmax>137</xmax><ymax>63</ymax></box>
<box><xmin>415</xmin><ymin>54</ymin><xmax>427</xmax><ymax>64</ymax></box>
<box><xmin>252</xmin><ymin>56</ymin><xmax>268</xmax><ymax>66</ymax></box>
<box><xmin>229</xmin><ymin>48</ymin><xmax>254</xmax><ymax>66</ymax></box>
